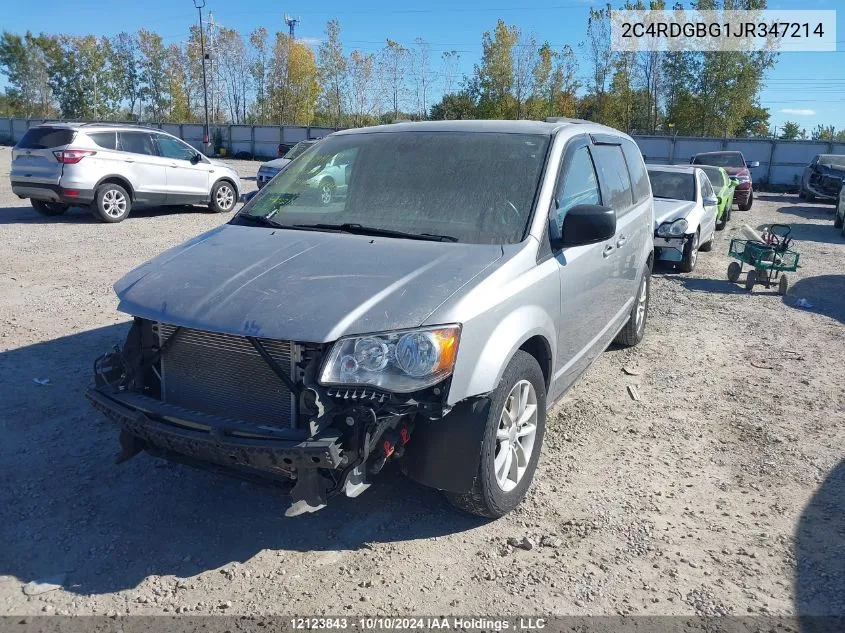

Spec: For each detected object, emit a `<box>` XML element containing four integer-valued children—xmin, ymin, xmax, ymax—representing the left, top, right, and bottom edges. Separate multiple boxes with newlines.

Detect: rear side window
<box><xmin>591</xmin><ymin>144</ymin><xmax>634</xmax><ymax>212</ymax></box>
<box><xmin>119</xmin><ymin>132</ymin><xmax>155</xmax><ymax>156</ymax></box>
<box><xmin>17</xmin><ymin>127</ymin><xmax>75</xmax><ymax>149</ymax></box>
<box><xmin>620</xmin><ymin>139</ymin><xmax>650</xmax><ymax>203</ymax></box>
<box><xmin>87</xmin><ymin>132</ymin><xmax>117</xmax><ymax>150</ymax></box>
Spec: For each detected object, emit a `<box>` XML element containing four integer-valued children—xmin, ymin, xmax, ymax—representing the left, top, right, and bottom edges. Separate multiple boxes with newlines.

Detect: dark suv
<box><xmin>690</xmin><ymin>151</ymin><xmax>759</xmax><ymax>211</ymax></box>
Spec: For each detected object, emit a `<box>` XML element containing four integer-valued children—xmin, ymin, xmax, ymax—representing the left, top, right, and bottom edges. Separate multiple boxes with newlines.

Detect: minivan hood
<box><xmin>114</xmin><ymin>224</ymin><xmax>503</xmax><ymax>342</ymax></box>
<box><xmin>653</xmin><ymin>199</ymin><xmax>696</xmax><ymax>230</ymax></box>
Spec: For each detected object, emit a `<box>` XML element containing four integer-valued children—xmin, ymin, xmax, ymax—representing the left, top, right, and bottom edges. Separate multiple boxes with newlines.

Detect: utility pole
<box><xmin>194</xmin><ymin>0</ymin><xmax>211</xmax><ymax>154</ymax></box>
<box><xmin>284</xmin><ymin>15</ymin><xmax>300</xmax><ymax>39</ymax></box>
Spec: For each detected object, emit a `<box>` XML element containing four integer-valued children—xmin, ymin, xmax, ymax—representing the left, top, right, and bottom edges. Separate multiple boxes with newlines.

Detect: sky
<box><xmin>4</xmin><ymin>0</ymin><xmax>845</xmax><ymax>134</ymax></box>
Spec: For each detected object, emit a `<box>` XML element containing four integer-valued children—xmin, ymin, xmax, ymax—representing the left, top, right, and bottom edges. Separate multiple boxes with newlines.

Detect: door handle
<box><xmin>602</xmin><ymin>244</ymin><xmax>615</xmax><ymax>258</ymax></box>
<box><xmin>124</xmin><ymin>159</ymin><xmax>134</xmax><ymax>163</ymax></box>
<box><xmin>170</xmin><ymin>163</ymin><xmax>179</xmax><ymax>168</ymax></box>
<box><xmin>616</xmin><ymin>235</ymin><xmax>627</xmax><ymax>248</ymax></box>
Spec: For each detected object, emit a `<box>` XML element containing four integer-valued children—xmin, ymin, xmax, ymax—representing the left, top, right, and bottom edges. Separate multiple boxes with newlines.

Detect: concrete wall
<box><xmin>0</xmin><ymin>118</ymin><xmax>338</xmax><ymax>159</ymax></box>
<box><xmin>633</xmin><ymin>134</ymin><xmax>845</xmax><ymax>186</ymax></box>
<box><xmin>2</xmin><ymin>117</ymin><xmax>844</xmax><ymax>184</ymax></box>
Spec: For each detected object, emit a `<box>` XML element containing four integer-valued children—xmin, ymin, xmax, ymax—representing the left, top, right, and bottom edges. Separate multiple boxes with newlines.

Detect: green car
<box><xmin>699</xmin><ymin>165</ymin><xmax>739</xmax><ymax>230</ymax></box>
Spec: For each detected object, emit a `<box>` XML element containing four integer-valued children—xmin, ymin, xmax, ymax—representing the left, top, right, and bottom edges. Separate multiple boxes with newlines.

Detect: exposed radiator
<box><xmin>156</xmin><ymin>323</ymin><xmax>298</xmax><ymax>428</ymax></box>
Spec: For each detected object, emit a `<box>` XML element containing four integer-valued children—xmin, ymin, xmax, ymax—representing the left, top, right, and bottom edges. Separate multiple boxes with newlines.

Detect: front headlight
<box><xmin>656</xmin><ymin>218</ymin><xmax>688</xmax><ymax>237</ymax></box>
<box><xmin>319</xmin><ymin>325</ymin><xmax>460</xmax><ymax>393</ymax></box>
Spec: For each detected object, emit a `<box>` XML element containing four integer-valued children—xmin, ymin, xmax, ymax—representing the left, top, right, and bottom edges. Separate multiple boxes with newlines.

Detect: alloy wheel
<box><xmin>216</xmin><ymin>185</ymin><xmax>235</xmax><ymax>210</ymax></box>
<box><xmin>102</xmin><ymin>189</ymin><xmax>127</xmax><ymax>218</ymax></box>
<box><xmin>493</xmin><ymin>379</ymin><xmax>538</xmax><ymax>492</ymax></box>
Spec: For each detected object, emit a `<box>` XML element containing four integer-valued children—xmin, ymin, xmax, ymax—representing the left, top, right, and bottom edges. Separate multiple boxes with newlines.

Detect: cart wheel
<box><xmin>745</xmin><ymin>269</ymin><xmax>757</xmax><ymax>292</ymax></box>
<box><xmin>727</xmin><ymin>262</ymin><xmax>742</xmax><ymax>283</ymax></box>
<box><xmin>778</xmin><ymin>274</ymin><xmax>789</xmax><ymax>296</ymax></box>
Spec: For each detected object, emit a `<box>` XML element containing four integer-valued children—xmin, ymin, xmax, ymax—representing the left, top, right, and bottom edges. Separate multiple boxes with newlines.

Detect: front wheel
<box><xmin>209</xmin><ymin>181</ymin><xmax>237</xmax><ymax>213</ymax></box>
<box><xmin>318</xmin><ymin>179</ymin><xmax>335</xmax><ymax>206</ymax></box>
<box><xmin>445</xmin><ymin>350</ymin><xmax>546</xmax><ymax>519</ymax></box>
<box><xmin>31</xmin><ymin>200</ymin><xmax>69</xmax><ymax>216</ymax></box>
<box><xmin>679</xmin><ymin>230</ymin><xmax>699</xmax><ymax>273</ymax></box>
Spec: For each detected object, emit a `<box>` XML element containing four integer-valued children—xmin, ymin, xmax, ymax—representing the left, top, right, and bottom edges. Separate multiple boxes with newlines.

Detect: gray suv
<box><xmin>11</xmin><ymin>123</ymin><xmax>241</xmax><ymax>222</ymax></box>
<box><xmin>88</xmin><ymin>120</ymin><xmax>654</xmax><ymax>518</ymax></box>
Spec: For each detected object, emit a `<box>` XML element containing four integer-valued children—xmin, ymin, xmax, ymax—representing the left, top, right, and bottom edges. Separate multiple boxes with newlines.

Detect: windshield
<box><xmin>817</xmin><ymin>154</ymin><xmax>845</xmax><ymax>167</ymax></box>
<box><xmin>700</xmin><ymin>166</ymin><xmax>724</xmax><ymax>188</ymax></box>
<box><xmin>648</xmin><ymin>170</ymin><xmax>696</xmax><ymax>201</ymax></box>
<box><xmin>237</xmin><ymin>131</ymin><xmax>550</xmax><ymax>244</ymax></box>
<box><xmin>284</xmin><ymin>140</ymin><xmax>316</xmax><ymax>161</ymax></box>
<box><xmin>691</xmin><ymin>152</ymin><xmax>744</xmax><ymax>168</ymax></box>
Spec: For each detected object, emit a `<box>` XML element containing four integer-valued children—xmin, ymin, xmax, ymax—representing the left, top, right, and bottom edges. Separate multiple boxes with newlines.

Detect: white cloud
<box><xmin>779</xmin><ymin>108</ymin><xmax>816</xmax><ymax>116</ymax></box>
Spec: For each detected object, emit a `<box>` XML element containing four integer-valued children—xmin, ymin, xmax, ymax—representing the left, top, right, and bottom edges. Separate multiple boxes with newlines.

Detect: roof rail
<box><xmin>546</xmin><ymin>117</ymin><xmax>592</xmax><ymax>124</ymax></box>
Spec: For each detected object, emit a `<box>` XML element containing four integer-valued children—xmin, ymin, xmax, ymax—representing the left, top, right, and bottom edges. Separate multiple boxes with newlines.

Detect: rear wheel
<box><xmin>31</xmin><ymin>200</ymin><xmax>69</xmax><ymax>216</ymax></box>
<box><xmin>739</xmin><ymin>190</ymin><xmax>754</xmax><ymax>211</ymax></box>
<box><xmin>208</xmin><ymin>180</ymin><xmax>236</xmax><ymax>213</ymax></box>
<box><xmin>318</xmin><ymin>178</ymin><xmax>335</xmax><ymax>206</ymax></box>
<box><xmin>445</xmin><ymin>350</ymin><xmax>546</xmax><ymax>518</ymax></box>
<box><xmin>614</xmin><ymin>266</ymin><xmax>650</xmax><ymax>347</ymax></box>
<box><xmin>93</xmin><ymin>184</ymin><xmax>131</xmax><ymax>223</ymax></box>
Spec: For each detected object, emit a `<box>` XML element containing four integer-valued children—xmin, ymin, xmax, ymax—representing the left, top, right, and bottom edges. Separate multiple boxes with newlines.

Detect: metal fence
<box><xmin>2</xmin><ymin>116</ymin><xmax>843</xmax><ymax>185</ymax></box>
<box><xmin>0</xmin><ymin>118</ymin><xmax>338</xmax><ymax>159</ymax></box>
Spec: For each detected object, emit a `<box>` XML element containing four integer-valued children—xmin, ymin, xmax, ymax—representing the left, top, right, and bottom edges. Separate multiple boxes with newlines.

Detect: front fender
<box><xmin>447</xmin><ymin>304</ymin><xmax>557</xmax><ymax>406</ymax></box>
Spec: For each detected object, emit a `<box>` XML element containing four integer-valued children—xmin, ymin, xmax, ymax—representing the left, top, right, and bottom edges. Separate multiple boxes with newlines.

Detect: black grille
<box><xmin>156</xmin><ymin>323</ymin><xmax>298</xmax><ymax>428</ymax></box>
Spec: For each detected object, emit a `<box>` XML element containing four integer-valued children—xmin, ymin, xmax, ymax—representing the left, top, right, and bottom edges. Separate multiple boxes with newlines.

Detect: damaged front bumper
<box><xmin>86</xmin><ymin>322</ymin><xmax>488</xmax><ymax>516</ymax></box>
<box><xmin>654</xmin><ymin>235</ymin><xmax>689</xmax><ymax>263</ymax></box>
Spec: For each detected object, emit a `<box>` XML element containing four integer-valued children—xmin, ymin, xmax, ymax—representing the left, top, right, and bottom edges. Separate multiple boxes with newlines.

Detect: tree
<box><xmin>512</xmin><ymin>32</ymin><xmax>537</xmax><ymax>119</ymax></box>
<box><xmin>440</xmin><ymin>51</ymin><xmax>461</xmax><ymax>96</ymax></box>
<box><xmin>347</xmin><ymin>50</ymin><xmax>378</xmax><ymax>126</ymax></box>
<box><xmin>379</xmin><ymin>39</ymin><xmax>409</xmax><ymax>121</ymax></box>
<box><xmin>0</xmin><ymin>31</ymin><xmax>56</xmax><ymax>118</ymax></box>
<box><xmin>472</xmin><ymin>20</ymin><xmax>518</xmax><ymax>118</ymax></box>
<box><xmin>249</xmin><ymin>28</ymin><xmax>269</xmax><ymax>122</ymax></box>
<box><xmin>110</xmin><ymin>32</ymin><xmax>141</xmax><ymax>119</ymax></box>
<box><xmin>810</xmin><ymin>124</ymin><xmax>836</xmax><ymax>142</ymax></box>
<box><xmin>430</xmin><ymin>92</ymin><xmax>477</xmax><ymax>120</ymax></box>
<box><xmin>216</xmin><ymin>28</ymin><xmax>248</xmax><ymax>123</ymax></box>
<box><xmin>318</xmin><ymin>19</ymin><xmax>346</xmax><ymax>127</ymax></box>
<box><xmin>410</xmin><ymin>38</ymin><xmax>431</xmax><ymax>119</ymax></box>
<box><xmin>137</xmin><ymin>29</ymin><xmax>168</xmax><ymax>122</ymax></box>
<box><xmin>779</xmin><ymin>121</ymin><xmax>801</xmax><ymax>140</ymax></box>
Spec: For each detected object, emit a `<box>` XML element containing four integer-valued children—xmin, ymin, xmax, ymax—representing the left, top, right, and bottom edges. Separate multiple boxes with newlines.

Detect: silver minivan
<box><xmin>88</xmin><ymin>120</ymin><xmax>654</xmax><ymax>518</ymax></box>
<box><xmin>10</xmin><ymin>123</ymin><xmax>241</xmax><ymax>222</ymax></box>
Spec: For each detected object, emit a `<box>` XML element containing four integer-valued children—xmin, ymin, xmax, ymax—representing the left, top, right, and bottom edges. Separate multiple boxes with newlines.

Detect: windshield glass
<box><xmin>284</xmin><ymin>140</ymin><xmax>316</xmax><ymax>161</ymax></box>
<box><xmin>692</xmin><ymin>152</ymin><xmax>744</xmax><ymax>168</ymax></box>
<box><xmin>238</xmin><ymin>131</ymin><xmax>550</xmax><ymax>244</ymax></box>
<box><xmin>648</xmin><ymin>170</ymin><xmax>696</xmax><ymax>201</ymax></box>
<box><xmin>700</xmin><ymin>166</ymin><xmax>724</xmax><ymax>188</ymax></box>
<box><xmin>817</xmin><ymin>154</ymin><xmax>845</xmax><ymax>167</ymax></box>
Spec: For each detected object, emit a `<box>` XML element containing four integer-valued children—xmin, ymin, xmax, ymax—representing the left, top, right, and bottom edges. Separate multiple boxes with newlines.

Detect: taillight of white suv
<box><xmin>53</xmin><ymin>149</ymin><xmax>96</xmax><ymax>164</ymax></box>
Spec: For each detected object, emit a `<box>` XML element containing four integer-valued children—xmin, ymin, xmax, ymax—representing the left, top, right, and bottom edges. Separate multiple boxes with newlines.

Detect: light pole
<box><xmin>194</xmin><ymin>0</ymin><xmax>211</xmax><ymax>155</ymax></box>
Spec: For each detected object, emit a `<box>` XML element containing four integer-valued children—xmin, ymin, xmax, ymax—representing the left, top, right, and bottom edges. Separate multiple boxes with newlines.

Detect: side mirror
<box><xmin>191</xmin><ymin>153</ymin><xmax>201</xmax><ymax>164</ymax></box>
<box><xmin>716</xmin><ymin>195</ymin><xmax>724</xmax><ymax>206</ymax></box>
<box><xmin>729</xmin><ymin>177</ymin><xmax>740</xmax><ymax>187</ymax></box>
<box><xmin>550</xmin><ymin>204</ymin><xmax>617</xmax><ymax>250</ymax></box>
<box><xmin>747</xmin><ymin>161</ymin><xmax>760</xmax><ymax>168</ymax></box>
<box><xmin>703</xmin><ymin>195</ymin><xmax>719</xmax><ymax>206</ymax></box>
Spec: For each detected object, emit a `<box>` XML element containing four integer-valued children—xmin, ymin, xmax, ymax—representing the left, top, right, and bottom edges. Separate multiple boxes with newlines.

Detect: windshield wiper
<box><xmin>293</xmin><ymin>223</ymin><xmax>459</xmax><ymax>242</ymax></box>
<box><xmin>234</xmin><ymin>213</ymin><xmax>283</xmax><ymax>228</ymax></box>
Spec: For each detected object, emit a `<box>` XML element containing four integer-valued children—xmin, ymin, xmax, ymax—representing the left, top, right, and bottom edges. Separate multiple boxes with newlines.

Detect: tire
<box><xmin>745</xmin><ymin>269</ymin><xmax>757</xmax><ymax>292</ymax></box>
<box><xmin>445</xmin><ymin>350</ymin><xmax>547</xmax><ymax>519</ymax></box>
<box><xmin>727</xmin><ymin>261</ymin><xmax>742</xmax><ymax>283</ymax></box>
<box><xmin>318</xmin><ymin>178</ymin><xmax>335</xmax><ymax>206</ymax></box>
<box><xmin>805</xmin><ymin>191</ymin><xmax>815</xmax><ymax>203</ymax></box>
<box><xmin>679</xmin><ymin>231</ymin><xmax>699</xmax><ymax>273</ymax></box>
<box><xmin>614</xmin><ymin>265</ymin><xmax>651</xmax><ymax>347</ymax></box>
<box><xmin>798</xmin><ymin>187</ymin><xmax>805</xmax><ymax>200</ymax></box>
<box><xmin>700</xmin><ymin>230</ymin><xmax>714</xmax><ymax>252</ymax></box>
<box><xmin>778</xmin><ymin>275</ymin><xmax>789</xmax><ymax>296</ymax></box>
<box><xmin>31</xmin><ymin>200</ymin><xmax>69</xmax><ymax>216</ymax></box>
<box><xmin>834</xmin><ymin>200</ymin><xmax>844</xmax><ymax>228</ymax></box>
<box><xmin>93</xmin><ymin>183</ymin><xmax>131</xmax><ymax>223</ymax></box>
<box><xmin>739</xmin><ymin>190</ymin><xmax>753</xmax><ymax>211</ymax></box>
<box><xmin>726</xmin><ymin>207</ymin><xmax>732</xmax><ymax>222</ymax></box>
<box><xmin>715</xmin><ymin>215</ymin><xmax>727</xmax><ymax>231</ymax></box>
<box><xmin>208</xmin><ymin>180</ymin><xmax>237</xmax><ymax>213</ymax></box>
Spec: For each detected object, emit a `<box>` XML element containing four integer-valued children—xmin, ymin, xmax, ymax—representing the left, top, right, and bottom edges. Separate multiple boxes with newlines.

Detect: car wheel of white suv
<box><xmin>94</xmin><ymin>184</ymin><xmax>131</xmax><ymax>223</ymax></box>
<box><xmin>209</xmin><ymin>181</ymin><xmax>236</xmax><ymax>213</ymax></box>
<box><xmin>445</xmin><ymin>350</ymin><xmax>547</xmax><ymax>518</ymax></box>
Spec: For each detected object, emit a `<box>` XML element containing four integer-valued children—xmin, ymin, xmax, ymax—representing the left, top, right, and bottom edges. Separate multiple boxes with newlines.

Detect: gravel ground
<box><xmin>0</xmin><ymin>145</ymin><xmax>843</xmax><ymax>619</ymax></box>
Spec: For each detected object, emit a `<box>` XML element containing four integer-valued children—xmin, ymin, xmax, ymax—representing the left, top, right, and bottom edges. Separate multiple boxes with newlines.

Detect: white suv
<box><xmin>10</xmin><ymin>123</ymin><xmax>241</xmax><ymax>223</ymax></box>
